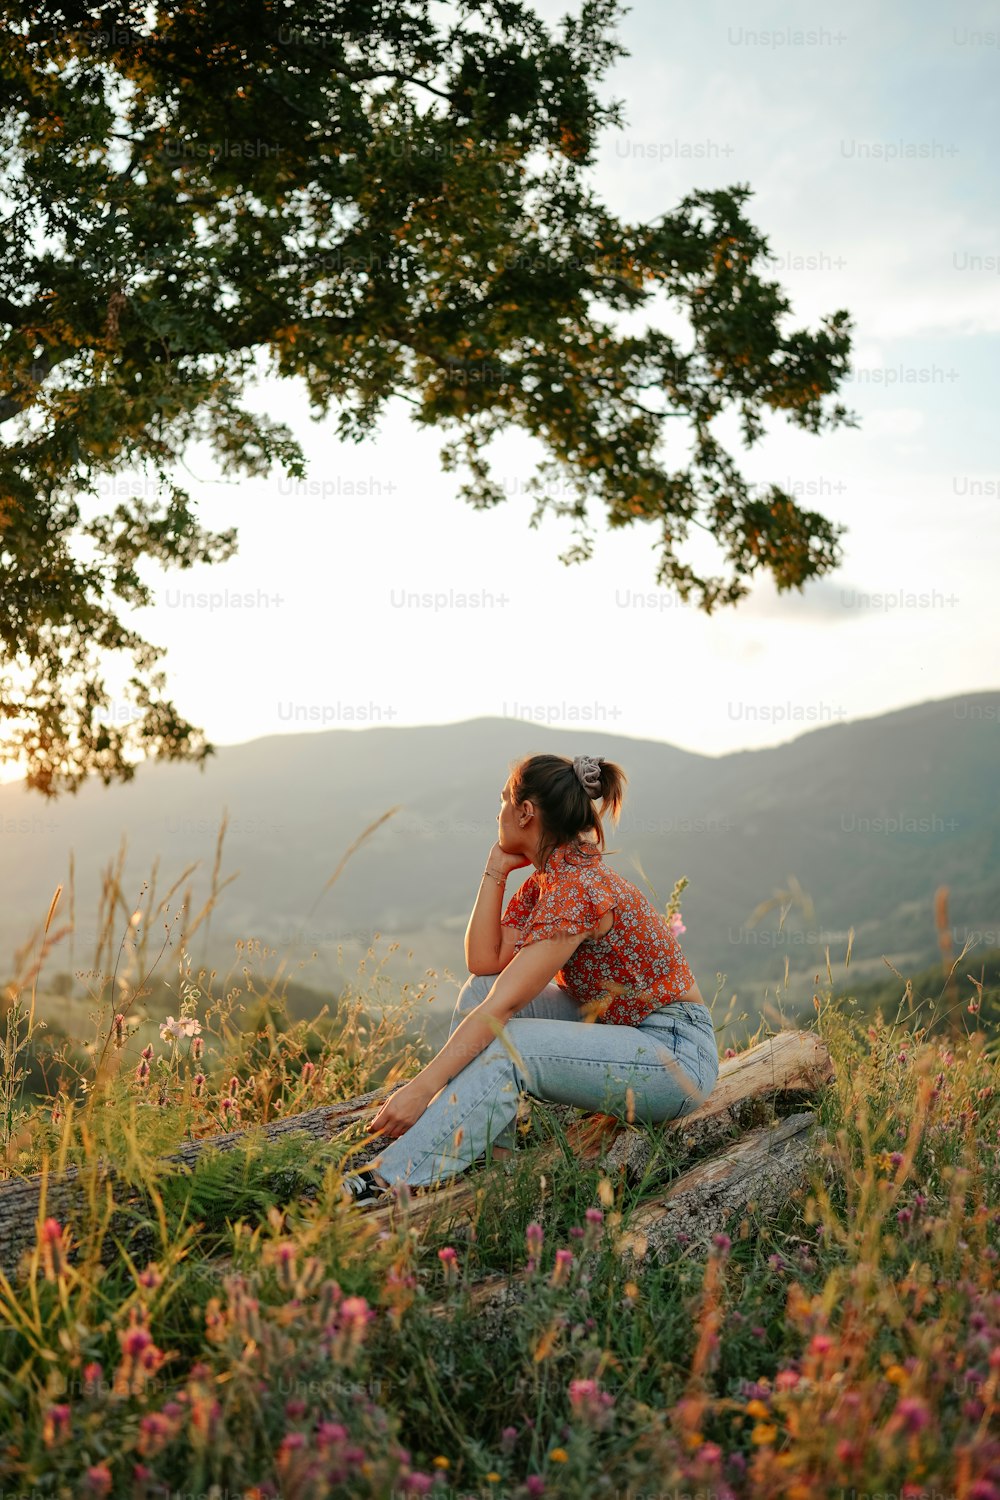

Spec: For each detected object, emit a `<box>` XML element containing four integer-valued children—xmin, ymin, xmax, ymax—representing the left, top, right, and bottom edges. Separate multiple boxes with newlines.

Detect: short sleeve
<box><xmin>501</xmin><ymin>875</ymin><xmax>539</xmax><ymax>931</ymax></box>
<box><xmin>510</xmin><ymin>864</ymin><xmax>614</xmax><ymax>950</ymax></box>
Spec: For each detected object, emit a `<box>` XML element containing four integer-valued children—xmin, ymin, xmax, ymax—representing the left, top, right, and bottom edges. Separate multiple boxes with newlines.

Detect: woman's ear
<box><xmin>518</xmin><ymin>798</ymin><xmax>535</xmax><ymax>826</ymax></box>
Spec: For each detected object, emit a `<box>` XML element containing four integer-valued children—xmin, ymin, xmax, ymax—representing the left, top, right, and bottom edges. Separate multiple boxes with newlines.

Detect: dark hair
<box><xmin>508</xmin><ymin>753</ymin><xmax>626</xmax><ymax>872</ymax></box>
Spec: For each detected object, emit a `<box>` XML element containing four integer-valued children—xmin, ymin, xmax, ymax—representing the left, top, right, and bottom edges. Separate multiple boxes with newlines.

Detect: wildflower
<box><xmin>273</xmin><ymin>1241</ymin><xmax>297</xmax><ymax>1290</ymax></box>
<box><xmin>550</xmin><ymin>1249</ymin><xmax>574</xmax><ymax>1287</ymax></box>
<box><xmin>137</xmin><ymin>1412</ymin><xmax>175</xmax><ymax>1457</ymax></box>
<box><xmin>549</xmin><ymin>1448</ymin><xmax>568</xmax><ymax>1462</ymax></box>
<box><xmin>526</xmin><ymin>1222</ymin><xmax>544</xmax><ymax>1254</ymax></box>
<box><xmin>135</xmin><ymin>1058</ymin><xmax>150</xmax><ymax>1088</ymax></box>
<box><xmin>526</xmin><ymin>1480</ymin><xmax>546</xmax><ymax>1497</ymax></box>
<box><xmin>724</xmin><ymin>1047</ymin><xmax>737</xmax><ymax>1059</ymax></box>
<box><xmin>141</xmin><ymin>1043</ymin><xmax>154</xmax><ymax>1061</ymax></box>
<box><xmin>301</xmin><ymin>1060</ymin><xmax>315</xmax><ymax>1084</ymax></box>
<box><xmin>894</xmin><ymin>1395</ymin><xmax>931</xmax><ymax>1433</ymax></box>
<box><xmin>229</xmin><ymin>1075</ymin><xmax>240</xmax><ymax>1098</ymax></box>
<box><xmin>40</xmin><ymin>1217</ymin><xmax>67</xmax><ymax>1282</ymax></box>
<box><xmin>668</xmin><ymin>912</ymin><xmax>686</xmax><ymax>936</ymax></box>
<box><xmin>751</xmin><ymin>1423</ymin><xmax>778</xmax><ymax>1445</ymax></box>
<box><xmin>568</xmin><ymin>1377</ymin><xmax>615</xmax><ymax>1430</ymax></box>
<box><xmin>160</xmin><ymin>1016</ymin><xmax>202</xmax><ymax>1043</ymax></box>
<box><xmin>113</xmin><ymin>1014</ymin><xmax>125</xmax><ymax>1049</ymax></box>
<box><xmin>192</xmin><ymin>1035</ymin><xmax>204</xmax><ymax>1061</ymax></box>
<box><xmin>84</xmin><ymin>1464</ymin><xmax>112</xmax><ymax>1496</ymax></box>
<box><xmin>82</xmin><ymin>1361</ymin><xmax>103</xmax><ymax>1395</ymax></box>
<box><xmin>432</xmin><ymin>1456</ymin><xmax>450</xmax><ymax>1469</ymax></box>
<box><xmin>486</xmin><ymin>1473</ymin><xmax>502</xmax><ymax>1484</ymax></box>
<box><xmin>500</xmin><ymin>1426</ymin><xmax>519</xmax><ymax>1453</ymax></box>
<box><xmin>437</xmin><ymin>1246</ymin><xmax>459</xmax><ymax>1283</ymax></box>
<box><xmin>192</xmin><ymin>1073</ymin><xmax>205</xmax><ymax>1098</ymax></box>
<box><xmin>43</xmin><ymin>1403</ymin><xmax>71</xmax><ymax>1447</ymax></box>
<box><xmin>712</xmin><ymin>1232</ymin><xmax>731</xmax><ymax>1253</ymax></box>
<box><xmin>137</xmin><ymin>1264</ymin><xmax>162</xmax><ymax>1290</ymax></box>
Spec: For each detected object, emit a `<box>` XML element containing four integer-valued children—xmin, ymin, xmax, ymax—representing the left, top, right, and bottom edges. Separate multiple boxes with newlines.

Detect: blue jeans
<box><xmin>372</xmin><ymin>974</ymin><xmax>720</xmax><ymax>1190</ymax></box>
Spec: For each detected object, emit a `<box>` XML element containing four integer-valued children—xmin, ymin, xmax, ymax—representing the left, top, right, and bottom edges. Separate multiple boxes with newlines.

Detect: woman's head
<box><xmin>499</xmin><ymin>753</ymin><xmax>626</xmax><ymax>870</ymax></box>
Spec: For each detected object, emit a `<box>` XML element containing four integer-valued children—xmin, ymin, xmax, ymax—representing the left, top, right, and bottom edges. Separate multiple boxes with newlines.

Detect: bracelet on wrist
<box><xmin>483</xmin><ymin>866</ymin><xmax>507</xmax><ymax>887</ymax></box>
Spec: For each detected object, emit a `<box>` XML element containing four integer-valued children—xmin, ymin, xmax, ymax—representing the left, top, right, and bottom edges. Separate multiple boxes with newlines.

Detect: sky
<box><xmin>8</xmin><ymin>0</ymin><xmax>1000</xmax><ymax>780</ymax></box>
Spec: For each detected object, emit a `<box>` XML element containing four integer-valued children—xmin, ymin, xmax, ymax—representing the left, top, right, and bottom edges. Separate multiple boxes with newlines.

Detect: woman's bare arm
<box><xmin>465</xmin><ymin>842</ymin><xmax>529</xmax><ymax>973</ymax></box>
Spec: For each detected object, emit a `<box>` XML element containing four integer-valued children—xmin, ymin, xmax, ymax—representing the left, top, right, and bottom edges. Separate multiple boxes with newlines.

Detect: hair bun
<box><xmin>571</xmin><ymin>755</ymin><xmax>604</xmax><ymax>797</ymax></box>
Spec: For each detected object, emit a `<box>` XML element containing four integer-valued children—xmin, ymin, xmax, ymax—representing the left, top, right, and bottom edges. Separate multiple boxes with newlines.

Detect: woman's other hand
<box><xmin>369</xmin><ymin>1077</ymin><xmax>438</xmax><ymax>1138</ymax></box>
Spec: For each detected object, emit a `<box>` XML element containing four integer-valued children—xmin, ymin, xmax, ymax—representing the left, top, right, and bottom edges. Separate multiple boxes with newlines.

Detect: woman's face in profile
<box><xmin>497</xmin><ymin>780</ymin><xmax>523</xmax><ymax>852</ymax></box>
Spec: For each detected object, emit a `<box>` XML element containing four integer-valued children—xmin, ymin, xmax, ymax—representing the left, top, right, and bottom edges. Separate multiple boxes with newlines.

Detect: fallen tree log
<box><xmin>360</xmin><ymin>1028</ymin><xmax>834</xmax><ymax>1242</ymax></box>
<box><xmin>426</xmin><ymin>1111</ymin><xmax>823</xmax><ymax>1337</ymax></box>
<box><xmin>0</xmin><ymin>1029</ymin><xmax>833</xmax><ymax>1284</ymax></box>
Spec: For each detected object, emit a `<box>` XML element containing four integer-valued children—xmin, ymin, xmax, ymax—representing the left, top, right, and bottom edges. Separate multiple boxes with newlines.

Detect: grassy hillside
<box><xmin>0</xmin><ymin>942</ymin><xmax>998</xmax><ymax>1497</ymax></box>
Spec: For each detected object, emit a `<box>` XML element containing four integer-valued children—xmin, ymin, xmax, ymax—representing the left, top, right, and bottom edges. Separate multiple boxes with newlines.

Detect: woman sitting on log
<box><xmin>341</xmin><ymin>753</ymin><xmax>719</xmax><ymax>1206</ymax></box>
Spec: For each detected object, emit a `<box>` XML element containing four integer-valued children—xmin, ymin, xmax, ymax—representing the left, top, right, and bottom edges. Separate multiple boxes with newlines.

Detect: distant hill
<box><xmin>1</xmin><ymin>693</ymin><xmax>998</xmax><ymax>1036</ymax></box>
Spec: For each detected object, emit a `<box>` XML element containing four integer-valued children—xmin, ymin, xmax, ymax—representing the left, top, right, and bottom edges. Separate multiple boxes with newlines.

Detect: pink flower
<box><xmin>85</xmin><ymin>1464</ymin><xmax>113</xmax><ymax>1496</ymax></box>
<box><xmin>668</xmin><ymin>912</ymin><xmax>686</xmax><ymax>936</ymax></box>
<box><xmin>340</xmin><ymin>1295</ymin><xmax>372</xmax><ymax>1325</ymax></box>
<box><xmin>895</xmin><ymin>1396</ymin><xmax>930</xmax><ymax>1433</ymax></box>
<box><xmin>568</xmin><ymin>1377</ymin><xmax>616</xmax><ymax>1429</ymax></box>
<box><xmin>550</xmin><ymin>1249</ymin><xmax>574</xmax><ymax>1286</ymax></box>
<box><xmin>120</xmin><ymin>1326</ymin><xmax>153</xmax><ymax>1359</ymax></box>
<box><xmin>437</xmin><ymin>1246</ymin><xmax>458</xmax><ymax>1265</ymax></box>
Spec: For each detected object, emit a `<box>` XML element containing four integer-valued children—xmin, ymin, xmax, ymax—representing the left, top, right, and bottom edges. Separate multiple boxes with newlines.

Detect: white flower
<box><xmin>159</xmin><ymin>1015</ymin><xmax>201</xmax><ymax>1043</ymax></box>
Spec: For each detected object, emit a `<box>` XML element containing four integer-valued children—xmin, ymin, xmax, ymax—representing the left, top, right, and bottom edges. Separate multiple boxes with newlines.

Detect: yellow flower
<box><xmin>682</xmin><ymin>1432</ymin><xmax>704</xmax><ymax>1451</ymax></box>
<box><xmin>885</xmin><ymin>1364</ymin><xmax>907</xmax><ymax>1385</ymax></box>
<box><xmin>432</xmin><ymin>1456</ymin><xmax>450</xmax><ymax>1469</ymax></box>
<box><xmin>549</xmin><ymin>1448</ymin><xmax>569</xmax><ymax>1463</ymax></box>
<box><xmin>486</xmin><ymin>1475</ymin><xmax>501</xmax><ymax>1484</ymax></box>
<box><xmin>746</xmin><ymin>1399</ymin><xmax>771</xmax><ymax>1419</ymax></box>
<box><xmin>751</xmin><ymin>1423</ymin><xmax>778</xmax><ymax>1445</ymax></box>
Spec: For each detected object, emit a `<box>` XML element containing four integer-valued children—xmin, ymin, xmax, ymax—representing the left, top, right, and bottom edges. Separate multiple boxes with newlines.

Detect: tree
<box><xmin>0</xmin><ymin>0</ymin><xmax>857</xmax><ymax>796</ymax></box>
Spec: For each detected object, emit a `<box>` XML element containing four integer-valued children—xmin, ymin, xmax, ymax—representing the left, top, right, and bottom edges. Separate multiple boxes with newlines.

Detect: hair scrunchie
<box><xmin>571</xmin><ymin>755</ymin><xmax>604</xmax><ymax>797</ymax></box>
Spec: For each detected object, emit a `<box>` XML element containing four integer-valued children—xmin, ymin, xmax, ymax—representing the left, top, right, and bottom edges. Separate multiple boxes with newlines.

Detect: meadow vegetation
<box><xmin>0</xmin><ymin>828</ymin><xmax>997</xmax><ymax>1499</ymax></box>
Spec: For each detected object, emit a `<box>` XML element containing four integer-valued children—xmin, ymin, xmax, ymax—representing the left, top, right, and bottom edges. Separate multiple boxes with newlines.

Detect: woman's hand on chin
<box><xmin>489</xmin><ymin>840</ymin><xmax>531</xmax><ymax>875</ymax></box>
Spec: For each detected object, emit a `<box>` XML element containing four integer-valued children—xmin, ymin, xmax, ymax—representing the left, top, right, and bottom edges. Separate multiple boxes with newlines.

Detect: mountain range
<box><xmin>1</xmin><ymin>692</ymin><xmax>997</xmax><ymax>1043</ymax></box>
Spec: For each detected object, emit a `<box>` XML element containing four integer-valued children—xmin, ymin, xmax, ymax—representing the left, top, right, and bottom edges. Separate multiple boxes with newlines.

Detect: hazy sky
<box><xmin>21</xmin><ymin>0</ymin><xmax>1000</xmax><ymax>776</ymax></box>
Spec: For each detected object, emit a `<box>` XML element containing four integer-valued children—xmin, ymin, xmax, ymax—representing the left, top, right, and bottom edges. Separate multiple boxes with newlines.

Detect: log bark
<box><xmin>0</xmin><ymin>1029</ymin><xmax>833</xmax><ymax>1285</ymax></box>
<box><xmin>425</xmin><ymin>1112</ymin><xmax>823</xmax><ymax>1341</ymax></box>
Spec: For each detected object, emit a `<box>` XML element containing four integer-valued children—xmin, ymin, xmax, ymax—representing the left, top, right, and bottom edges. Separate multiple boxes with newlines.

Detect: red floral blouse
<box><xmin>501</xmin><ymin>840</ymin><xmax>696</xmax><ymax>1026</ymax></box>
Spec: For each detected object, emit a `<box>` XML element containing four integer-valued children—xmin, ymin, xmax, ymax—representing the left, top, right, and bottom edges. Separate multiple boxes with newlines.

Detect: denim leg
<box><xmin>437</xmin><ymin>972</ymin><xmax>582</xmax><ymax>1153</ymax></box>
<box><xmin>372</xmin><ymin>1003</ymin><xmax>712</xmax><ymax>1190</ymax></box>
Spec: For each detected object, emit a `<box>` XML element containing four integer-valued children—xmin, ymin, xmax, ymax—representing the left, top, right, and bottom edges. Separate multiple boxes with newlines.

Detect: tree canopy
<box><xmin>0</xmin><ymin>0</ymin><xmax>856</xmax><ymax>795</ymax></box>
